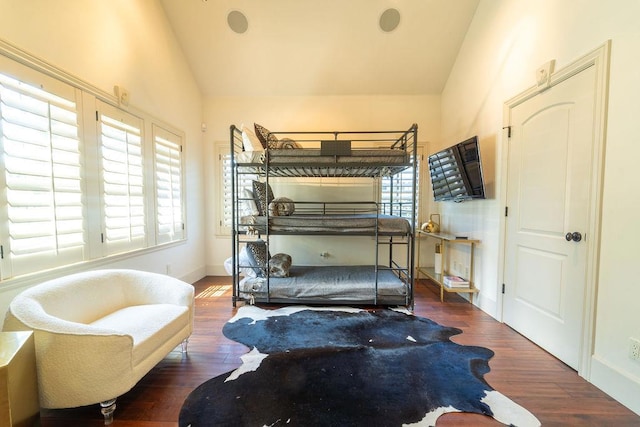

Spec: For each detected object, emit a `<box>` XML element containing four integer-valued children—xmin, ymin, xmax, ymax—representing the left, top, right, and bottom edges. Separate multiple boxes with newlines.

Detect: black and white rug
<box><xmin>179</xmin><ymin>306</ymin><xmax>540</xmax><ymax>426</ymax></box>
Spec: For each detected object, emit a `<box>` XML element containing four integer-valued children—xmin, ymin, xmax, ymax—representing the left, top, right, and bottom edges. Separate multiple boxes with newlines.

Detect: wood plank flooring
<box><xmin>39</xmin><ymin>277</ymin><xmax>640</xmax><ymax>426</ymax></box>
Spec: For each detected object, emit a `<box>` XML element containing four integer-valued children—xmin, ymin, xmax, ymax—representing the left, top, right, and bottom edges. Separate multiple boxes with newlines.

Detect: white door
<box><xmin>503</xmin><ymin>65</ymin><xmax>597</xmax><ymax>370</ymax></box>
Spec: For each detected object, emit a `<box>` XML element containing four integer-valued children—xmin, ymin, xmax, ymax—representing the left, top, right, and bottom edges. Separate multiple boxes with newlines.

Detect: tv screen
<box><xmin>428</xmin><ymin>136</ymin><xmax>485</xmax><ymax>202</ymax></box>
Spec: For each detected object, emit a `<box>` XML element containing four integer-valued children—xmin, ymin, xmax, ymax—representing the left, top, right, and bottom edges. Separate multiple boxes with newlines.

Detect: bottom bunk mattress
<box><xmin>238</xmin><ymin>265</ymin><xmax>409</xmax><ymax>304</ymax></box>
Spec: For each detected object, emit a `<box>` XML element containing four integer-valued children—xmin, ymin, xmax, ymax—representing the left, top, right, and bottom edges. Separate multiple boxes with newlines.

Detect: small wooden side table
<box><xmin>416</xmin><ymin>231</ymin><xmax>480</xmax><ymax>303</ymax></box>
<box><xmin>0</xmin><ymin>331</ymin><xmax>40</xmax><ymax>427</ymax></box>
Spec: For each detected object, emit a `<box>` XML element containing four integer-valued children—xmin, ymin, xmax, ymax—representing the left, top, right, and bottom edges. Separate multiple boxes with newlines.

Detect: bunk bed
<box><xmin>228</xmin><ymin>123</ymin><xmax>418</xmax><ymax>307</ymax></box>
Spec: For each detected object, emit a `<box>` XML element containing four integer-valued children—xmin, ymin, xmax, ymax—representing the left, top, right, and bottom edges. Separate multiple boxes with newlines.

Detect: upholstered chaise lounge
<box><xmin>2</xmin><ymin>269</ymin><xmax>194</xmax><ymax>424</ymax></box>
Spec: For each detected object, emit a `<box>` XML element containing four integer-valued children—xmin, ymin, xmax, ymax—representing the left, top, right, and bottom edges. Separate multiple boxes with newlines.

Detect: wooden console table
<box><xmin>416</xmin><ymin>231</ymin><xmax>479</xmax><ymax>303</ymax></box>
<box><xmin>0</xmin><ymin>331</ymin><xmax>40</xmax><ymax>427</ymax></box>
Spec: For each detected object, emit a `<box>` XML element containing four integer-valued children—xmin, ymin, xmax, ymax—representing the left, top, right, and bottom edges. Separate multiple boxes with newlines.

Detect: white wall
<box><xmin>203</xmin><ymin>95</ymin><xmax>440</xmax><ymax>274</ymax></box>
<box><xmin>440</xmin><ymin>0</ymin><xmax>640</xmax><ymax>414</ymax></box>
<box><xmin>0</xmin><ymin>1</ymin><xmax>206</xmax><ymax>313</ymax></box>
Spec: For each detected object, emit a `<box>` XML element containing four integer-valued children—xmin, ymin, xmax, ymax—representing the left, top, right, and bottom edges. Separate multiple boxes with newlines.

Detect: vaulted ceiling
<box><xmin>160</xmin><ymin>0</ymin><xmax>479</xmax><ymax>97</ymax></box>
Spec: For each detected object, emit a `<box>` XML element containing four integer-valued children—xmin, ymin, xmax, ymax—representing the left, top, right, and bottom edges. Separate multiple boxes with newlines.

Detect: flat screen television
<box><xmin>428</xmin><ymin>136</ymin><xmax>485</xmax><ymax>202</ymax></box>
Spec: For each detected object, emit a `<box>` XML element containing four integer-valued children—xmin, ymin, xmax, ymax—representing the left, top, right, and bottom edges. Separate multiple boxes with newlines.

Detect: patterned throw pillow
<box><xmin>277</xmin><ymin>138</ymin><xmax>301</xmax><ymax>149</ymax></box>
<box><xmin>252</xmin><ymin>180</ymin><xmax>274</xmax><ymax>216</ymax></box>
<box><xmin>269</xmin><ymin>253</ymin><xmax>292</xmax><ymax>277</ymax></box>
<box><xmin>246</xmin><ymin>240</ymin><xmax>269</xmax><ymax>277</ymax></box>
<box><xmin>254</xmin><ymin>123</ymin><xmax>279</xmax><ymax>149</ymax></box>
<box><xmin>269</xmin><ymin>197</ymin><xmax>295</xmax><ymax>216</ymax></box>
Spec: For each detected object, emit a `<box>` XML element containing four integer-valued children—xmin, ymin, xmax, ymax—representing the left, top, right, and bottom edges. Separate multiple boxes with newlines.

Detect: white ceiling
<box><xmin>159</xmin><ymin>0</ymin><xmax>479</xmax><ymax>97</ymax></box>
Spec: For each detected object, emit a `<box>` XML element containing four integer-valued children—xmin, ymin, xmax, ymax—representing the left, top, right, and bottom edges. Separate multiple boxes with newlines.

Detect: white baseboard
<box><xmin>206</xmin><ymin>264</ymin><xmax>231</xmax><ymax>277</ymax></box>
<box><xmin>476</xmin><ymin>289</ymin><xmax>499</xmax><ymax>321</ymax></box>
<box><xmin>590</xmin><ymin>354</ymin><xmax>640</xmax><ymax>416</ymax></box>
<box><xmin>181</xmin><ymin>266</ymin><xmax>207</xmax><ymax>285</ymax></box>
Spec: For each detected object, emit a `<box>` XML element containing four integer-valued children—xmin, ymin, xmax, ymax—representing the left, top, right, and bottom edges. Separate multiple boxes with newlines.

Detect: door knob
<box><xmin>565</xmin><ymin>232</ymin><xmax>582</xmax><ymax>242</ymax></box>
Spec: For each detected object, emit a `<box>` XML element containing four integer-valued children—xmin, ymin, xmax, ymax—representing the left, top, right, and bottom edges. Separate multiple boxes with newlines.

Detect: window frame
<box><xmin>216</xmin><ymin>143</ymin><xmax>259</xmax><ymax>237</ymax></box>
<box><xmin>216</xmin><ymin>144</ymin><xmax>233</xmax><ymax>236</ymax></box>
<box><xmin>96</xmin><ymin>100</ymin><xmax>147</xmax><ymax>256</ymax></box>
<box><xmin>379</xmin><ymin>145</ymin><xmax>425</xmax><ymax>226</ymax></box>
<box><xmin>153</xmin><ymin>123</ymin><xmax>186</xmax><ymax>244</ymax></box>
<box><xmin>0</xmin><ymin>62</ymin><xmax>87</xmax><ymax>279</ymax></box>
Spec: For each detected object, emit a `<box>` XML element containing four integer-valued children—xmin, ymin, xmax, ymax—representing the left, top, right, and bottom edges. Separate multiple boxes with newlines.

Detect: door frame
<box><xmin>497</xmin><ymin>41</ymin><xmax>611</xmax><ymax>378</ymax></box>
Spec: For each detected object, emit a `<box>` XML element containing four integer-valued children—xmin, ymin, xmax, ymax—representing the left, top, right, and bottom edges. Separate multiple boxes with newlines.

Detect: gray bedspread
<box><xmin>239</xmin><ymin>265</ymin><xmax>408</xmax><ymax>302</ymax></box>
<box><xmin>234</xmin><ymin>150</ymin><xmax>411</xmax><ymax>177</ymax></box>
<box><xmin>235</xmin><ymin>149</ymin><xmax>408</xmax><ymax>165</ymax></box>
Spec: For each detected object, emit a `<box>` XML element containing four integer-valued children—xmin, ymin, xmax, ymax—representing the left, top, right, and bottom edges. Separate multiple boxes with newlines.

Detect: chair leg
<box><xmin>181</xmin><ymin>337</ymin><xmax>189</xmax><ymax>354</ymax></box>
<box><xmin>100</xmin><ymin>398</ymin><xmax>117</xmax><ymax>425</ymax></box>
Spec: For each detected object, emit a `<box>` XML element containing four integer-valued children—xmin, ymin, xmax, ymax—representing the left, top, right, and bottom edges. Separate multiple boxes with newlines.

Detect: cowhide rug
<box><xmin>179</xmin><ymin>306</ymin><xmax>540</xmax><ymax>427</ymax></box>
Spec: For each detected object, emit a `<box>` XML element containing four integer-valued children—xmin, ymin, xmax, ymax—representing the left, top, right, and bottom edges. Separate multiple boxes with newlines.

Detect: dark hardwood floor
<box><xmin>39</xmin><ymin>277</ymin><xmax>640</xmax><ymax>426</ymax></box>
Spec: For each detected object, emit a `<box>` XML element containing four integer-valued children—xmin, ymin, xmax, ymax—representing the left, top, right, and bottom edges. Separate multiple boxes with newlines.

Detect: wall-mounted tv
<box><xmin>428</xmin><ymin>136</ymin><xmax>485</xmax><ymax>202</ymax></box>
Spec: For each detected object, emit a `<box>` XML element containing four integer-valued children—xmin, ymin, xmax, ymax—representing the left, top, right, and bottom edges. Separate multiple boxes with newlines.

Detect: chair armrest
<box><xmin>4</xmin><ymin>306</ymin><xmax>136</xmax><ymax>408</ymax></box>
<box><xmin>4</xmin><ymin>297</ymin><xmax>129</xmax><ymax>336</ymax></box>
<box><xmin>34</xmin><ymin>329</ymin><xmax>134</xmax><ymax>408</ymax></box>
<box><xmin>119</xmin><ymin>270</ymin><xmax>195</xmax><ymax>307</ymax></box>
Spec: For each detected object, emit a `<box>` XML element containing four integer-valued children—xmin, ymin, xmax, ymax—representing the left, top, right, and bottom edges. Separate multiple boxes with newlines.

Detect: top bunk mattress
<box><xmin>234</xmin><ymin>150</ymin><xmax>410</xmax><ymax>177</ymax></box>
<box><xmin>236</xmin><ymin>149</ymin><xmax>408</xmax><ymax>164</ymax></box>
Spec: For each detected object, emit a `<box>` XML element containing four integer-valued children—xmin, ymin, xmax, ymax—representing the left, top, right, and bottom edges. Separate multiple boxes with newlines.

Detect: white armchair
<box><xmin>2</xmin><ymin>269</ymin><xmax>194</xmax><ymax>424</ymax></box>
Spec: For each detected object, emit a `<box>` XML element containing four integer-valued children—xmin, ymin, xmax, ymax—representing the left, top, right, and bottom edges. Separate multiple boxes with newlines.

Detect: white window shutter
<box><xmin>153</xmin><ymin>124</ymin><xmax>184</xmax><ymax>243</ymax></box>
<box><xmin>381</xmin><ymin>152</ymin><xmax>420</xmax><ymax>224</ymax></box>
<box><xmin>0</xmin><ymin>72</ymin><xmax>85</xmax><ymax>278</ymax></box>
<box><xmin>96</xmin><ymin>101</ymin><xmax>146</xmax><ymax>255</ymax></box>
<box><xmin>221</xmin><ymin>151</ymin><xmax>233</xmax><ymax>231</ymax></box>
<box><xmin>219</xmin><ymin>146</ymin><xmax>257</xmax><ymax>235</ymax></box>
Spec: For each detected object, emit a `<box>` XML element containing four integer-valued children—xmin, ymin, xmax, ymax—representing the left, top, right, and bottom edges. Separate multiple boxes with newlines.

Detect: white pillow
<box><xmin>224</xmin><ymin>247</ymin><xmax>258</xmax><ymax>277</ymax></box>
<box><xmin>223</xmin><ymin>256</ymin><xmax>234</xmax><ymax>275</ymax></box>
<box><xmin>241</xmin><ymin>124</ymin><xmax>264</xmax><ymax>151</ymax></box>
<box><xmin>239</xmin><ymin>246</ymin><xmax>258</xmax><ymax>277</ymax></box>
<box><xmin>243</xmin><ymin>189</ymin><xmax>259</xmax><ymax>216</ymax></box>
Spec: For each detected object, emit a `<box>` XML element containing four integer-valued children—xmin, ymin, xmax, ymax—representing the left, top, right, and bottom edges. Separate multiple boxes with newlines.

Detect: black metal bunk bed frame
<box><xmin>229</xmin><ymin>124</ymin><xmax>418</xmax><ymax>307</ymax></box>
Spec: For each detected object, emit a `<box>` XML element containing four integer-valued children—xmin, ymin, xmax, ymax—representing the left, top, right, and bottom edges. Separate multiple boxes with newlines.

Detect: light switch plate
<box><xmin>536</xmin><ymin>60</ymin><xmax>555</xmax><ymax>90</ymax></box>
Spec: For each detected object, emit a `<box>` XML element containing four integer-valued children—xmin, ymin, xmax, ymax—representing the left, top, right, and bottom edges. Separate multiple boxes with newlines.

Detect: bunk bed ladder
<box><xmin>230</xmin><ymin>125</ymin><xmax>239</xmax><ymax>307</ymax></box>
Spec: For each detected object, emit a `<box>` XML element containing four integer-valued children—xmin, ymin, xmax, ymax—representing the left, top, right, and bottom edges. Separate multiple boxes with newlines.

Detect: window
<box><xmin>0</xmin><ymin>49</ymin><xmax>186</xmax><ymax>282</ymax></box>
<box><xmin>218</xmin><ymin>144</ymin><xmax>258</xmax><ymax>235</ymax></box>
<box><xmin>153</xmin><ymin>124</ymin><xmax>184</xmax><ymax>244</ymax></box>
<box><xmin>219</xmin><ymin>149</ymin><xmax>233</xmax><ymax>233</ymax></box>
<box><xmin>0</xmin><ymin>69</ymin><xmax>85</xmax><ymax>278</ymax></box>
<box><xmin>381</xmin><ymin>150</ymin><xmax>421</xmax><ymax>225</ymax></box>
<box><xmin>97</xmin><ymin>101</ymin><xmax>146</xmax><ymax>255</ymax></box>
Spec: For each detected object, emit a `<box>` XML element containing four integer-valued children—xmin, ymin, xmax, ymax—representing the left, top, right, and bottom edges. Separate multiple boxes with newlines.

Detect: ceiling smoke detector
<box><xmin>227</xmin><ymin>10</ymin><xmax>248</xmax><ymax>34</ymax></box>
<box><xmin>379</xmin><ymin>8</ymin><xmax>401</xmax><ymax>32</ymax></box>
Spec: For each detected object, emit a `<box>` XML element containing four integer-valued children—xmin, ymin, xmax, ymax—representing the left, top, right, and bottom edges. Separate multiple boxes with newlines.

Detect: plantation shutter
<box><xmin>221</xmin><ymin>151</ymin><xmax>233</xmax><ymax>232</ymax></box>
<box><xmin>219</xmin><ymin>146</ymin><xmax>257</xmax><ymax>235</ymax></box>
<box><xmin>97</xmin><ymin>101</ymin><xmax>146</xmax><ymax>255</ymax></box>
<box><xmin>381</xmin><ymin>153</ymin><xmax>420</xmax><ymax>224</ymax></box>
<box><xmin>0</xmin><ymin>71</ymin><xmax>85</xmax><ymax>278</ymax></box>
<box><xmin>153</xmin><ymin>124</ymin><xmax>184</xmax><ymax>243</ymax></box>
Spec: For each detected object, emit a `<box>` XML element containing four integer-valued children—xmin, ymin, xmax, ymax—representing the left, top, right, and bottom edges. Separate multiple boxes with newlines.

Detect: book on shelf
<box><xmin>443</xmin><ymin>275</ymin><xmax>470</xmax><ymax>288</ymax></box>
